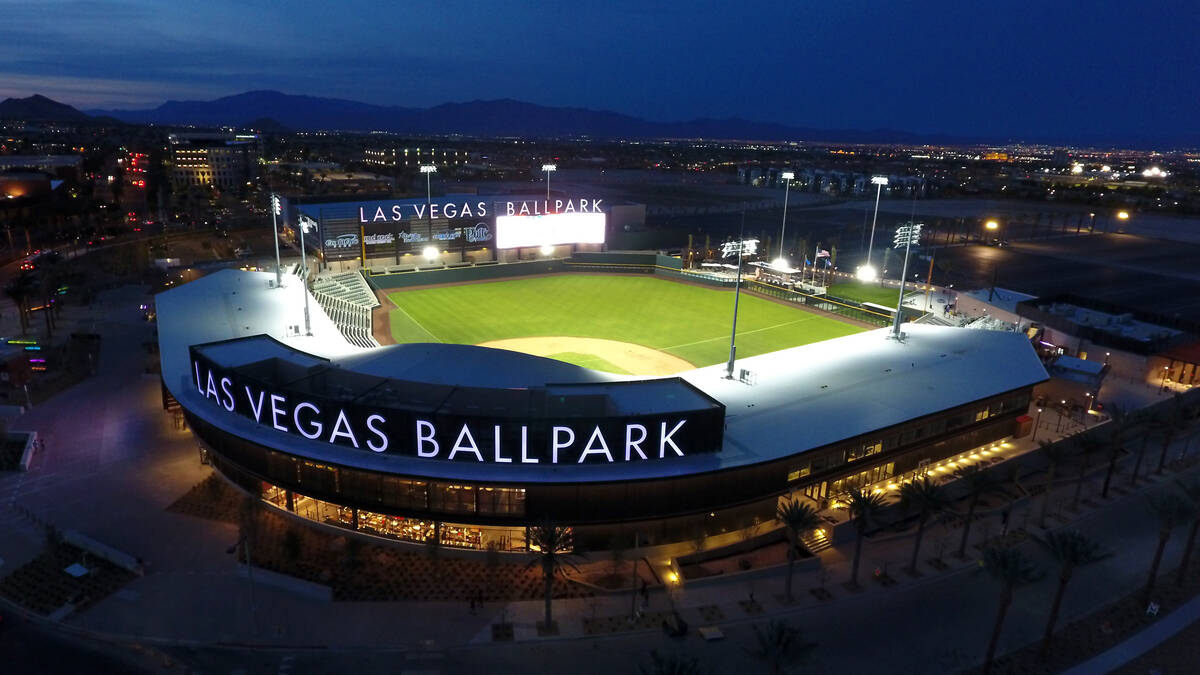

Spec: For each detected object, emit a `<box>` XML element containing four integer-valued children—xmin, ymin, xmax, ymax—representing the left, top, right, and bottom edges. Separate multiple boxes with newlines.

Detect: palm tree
<box><xmin>1100</xmin><ymin>404</ymin><xmax>1132</xmax><ymax>498</ymax></box>
<box><xmin>1129</xmin><ymin>411</ymin><xmax>1154</xmax><ymax>487</ymax></box>
<box><xmin>776</xmin><ymin>498</ymin><xmax>821</xmax><ymax>602</ymax></box>
<box><xmin>1175</xmin><ymin>477</ymin><xmax>1200</xmax><ymax>587</ymax></box>
<box><xmin>955</xmin><ymin>464</ymin><xmax>1002</xmax><ymax>558</ymax></box>
<box><xmin>1155</xmin><ymin>395</ymin><xmax>1189</xmax><ymax>474</ymax></box>
<box><xmin>980</xmin><ymin>546</ymin><xmax>1042</xmax><ymax>675</ymax></box>
<box><xmin>1144</xmin><ymin>494</ymin><xmax>1190</xmax><ymax>604</ymax></box>
<box><xmin>1071</xmin><ymin>435</ymin><xmax>1102</xmax><ymax>511</ymax></box>
<box><xmin>747</xmin><ymin>619</ymin><xmax>816</xmax><ymax>675</ymax></box>
<box><xmin>1033</xmin><ymin>530</ymin><xmax>1109</xmax><ymax>656</ymax></box>
<box><xmin>899</xmin><ymin>476</ymin><xmax>950</xmax><ymax>574</ymax></box>
<box><xmin>844</xmin><ymin>487</ymin><xmax>890</xmax><ymax>587</ymax></box>
<box><xmin>1037</xmin><ymin>440</ymin><xmax>1071</xmax><ymax>529</ymax></box>
<box><xmin>524</xmin><ymin>521</ymin><xmax>578</xmax><ymax>633</ymax></box>
<box><xmin>639</xmin><ymin>650</ymin><xmax>709</xmax><ymax>675</ymax></box>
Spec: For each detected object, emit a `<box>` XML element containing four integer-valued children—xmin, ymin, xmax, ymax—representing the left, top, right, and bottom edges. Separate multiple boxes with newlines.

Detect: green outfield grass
<box><xmin>387</xmin><ymin>275</ymin><xmax>863</xmax><ymax>369</ymax></box>
<box><xmin>826</xmin><ymin>282</ymin><xmax>902</xmax><ymax>307</ymax></box>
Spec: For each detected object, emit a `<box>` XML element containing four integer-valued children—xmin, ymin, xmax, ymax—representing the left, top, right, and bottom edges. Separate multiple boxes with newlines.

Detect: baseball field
<box><xmin>386</xmin><ymin>275</ymin><xmax>864</xmax><ymax>375</ymax></box>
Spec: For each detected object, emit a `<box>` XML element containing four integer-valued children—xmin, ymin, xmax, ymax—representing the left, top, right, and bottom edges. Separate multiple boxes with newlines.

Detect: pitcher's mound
<box><xmin>477</xmin><ymin>337</ymin><xmax>694</xmax><ymax>376</ymax></box>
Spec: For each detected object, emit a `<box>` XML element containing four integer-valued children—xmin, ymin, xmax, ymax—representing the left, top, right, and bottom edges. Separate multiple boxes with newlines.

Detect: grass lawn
<box><xmin>387</xmin><ymin>275</ymin><xmax>862</xmax><ymax>368</ymax></box>
<box><xmin>826</xmin><ymin>282</ymin><xmax>902</xmax><ymax>307</ymax></box>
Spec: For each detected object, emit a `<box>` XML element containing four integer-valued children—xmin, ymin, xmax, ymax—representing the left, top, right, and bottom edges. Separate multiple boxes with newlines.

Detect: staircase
<box><xmin>799</xmin><ymin>527</ymin><xmax>832</xmax><ymax>554</ymax></box>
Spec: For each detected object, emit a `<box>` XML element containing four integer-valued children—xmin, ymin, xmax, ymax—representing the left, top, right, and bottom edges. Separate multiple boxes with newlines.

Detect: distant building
<box><xmin>0</xmin><ymin>154</ymin><xmax>81</xmax><ymax>181</ymax></box>
<box><xmin>168</xmin><ymin>132</ymin><xmax>260</xmax><ymax>190</ymax></box>
<box><xmin>364</xmin><ymin>147</ymin><xmax>464</xmax><ymax>169</ymax></box>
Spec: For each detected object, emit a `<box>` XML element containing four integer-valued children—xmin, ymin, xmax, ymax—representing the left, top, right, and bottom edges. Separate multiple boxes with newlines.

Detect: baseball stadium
<box><xmin>158</xmin><ymin>206</ymin><xmax>1048</xmax><ymax>553</ymax></box>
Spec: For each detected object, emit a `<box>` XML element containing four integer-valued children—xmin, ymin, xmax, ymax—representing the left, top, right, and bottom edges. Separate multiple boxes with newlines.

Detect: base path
<box><xmin>477</xmin><ymin>336</ymin><xmax>694</xmax><ymax>376</ymax></box>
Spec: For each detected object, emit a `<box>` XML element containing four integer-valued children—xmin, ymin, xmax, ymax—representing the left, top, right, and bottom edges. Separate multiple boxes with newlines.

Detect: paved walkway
<box><xmin>0</xmin><ymin>283</ymin><xmax>1198</xmax><ymax>674</ymax></box>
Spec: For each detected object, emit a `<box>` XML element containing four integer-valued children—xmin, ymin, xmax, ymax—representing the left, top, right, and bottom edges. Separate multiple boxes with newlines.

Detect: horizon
<box><xmin>2</xmin><ymin>2</ymin><xmax>1199</xmax><ymax>144</ymax></box>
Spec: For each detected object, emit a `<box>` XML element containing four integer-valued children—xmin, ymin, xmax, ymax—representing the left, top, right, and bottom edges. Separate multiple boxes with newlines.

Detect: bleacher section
<box><xmin>310</xmin><ymin>272</ymin><xmax>381</xmax><ymax>349</ymax></box>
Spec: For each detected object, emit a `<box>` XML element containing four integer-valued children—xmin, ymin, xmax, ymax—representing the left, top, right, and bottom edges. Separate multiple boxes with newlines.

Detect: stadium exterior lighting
<box><xmin>420</xmin><ymin>165</ymin><xmax>437</xmax><ymax>237</ymax></box>
<box><xmin>985</xmin><ymin>220</ymin><xmax>999</xmax><ymax>231</ymax></box>
<box><xmin>721</xmin><ymin>233</ymin><xmax>758</xmax><ymax>379</ymax></box>
<box><xmin>864</xmin><ymin>174</ymin><xmax>892</xmax><ymax>275</ymax></box>
<box><xmin>855</xmin><ymin>264</ymin><xmax>878</xmax><ymax>283</ymax></box>
<box><xmin>778</xmin><ymin>170</ymin><xmax>795</xmax><ymax>258</ymax></box>
<box><xmin>772</xmin><ymin>256</ymin><xmax>789</xmax><ymax>270</ymax></box>
<box><xmin>297</xmin><ymin>215</ymin><xmax>316</xmax><ymax>336</ymax></box>
<box><xmin>890</xmin><ymin>222</ymin><xmax>922</xmax><ymax>339</ymax></box>
<box><xmin>542</xmin><ymin>163</ymin><xmax>557</xmax><ymax>203</ymax></box>
<box><xmin>1116</xmin><ymin>210</ymin><xmax>1130</xmax><ymax>220</ymax></box>
<box><xmin>270</xmin><ymin>193</ymin><xmax>282</xmax><ymax>288</ymax></box>
<box><xmin>540</xmin><ymin>244</ymin><xmax>555</xmax><ymax>257</ymax></box>
<box><xmin>422</xmin><ymin>245</ymin><xmax>439</xmax><ymax>263</ymax></box>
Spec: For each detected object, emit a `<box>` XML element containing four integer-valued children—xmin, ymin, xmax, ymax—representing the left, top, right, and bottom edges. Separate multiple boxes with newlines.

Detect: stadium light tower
<box><xmin>297</xmin><ymin>215</ymin><xmax>316</xmax><ymax>336</ymax></box>
<box><xmin>270</xmin><ymin>193</ymin><xmax>282</xmax><ymax>288</ymax></box>
<box><xmin>775</xmin><ymin>170</ymin><xmax>795</xmax><ymax>267</ymax></box>
<box><xmin>542</xmin><ymin>163</ymin><xmax>557</xmax><ymax>203</ymax></box>
<box><xmin>420</xmin><ymin>165</ymin><xmax>437</xmax><ymax>237</ymax></box>
<box><xmin>721</xmin><ymin>225</ymin><xmax>758</xmax><ymax>379</ymax></box>
<box><xmin>890</xmin><ymin>222</ymin><xmax>922</xmax><ymax>339</ymax></box>
<box><xmin>858</xmin><ymin>176</ymin><xmax>889</xmax><ymax>282</ymax></box>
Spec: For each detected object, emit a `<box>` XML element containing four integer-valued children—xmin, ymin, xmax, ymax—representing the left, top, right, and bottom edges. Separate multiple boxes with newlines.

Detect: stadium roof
<box><xmin>159</xmin><ymin>269</ymin><xmax>1048</xmax><ymax>484</ymax></box>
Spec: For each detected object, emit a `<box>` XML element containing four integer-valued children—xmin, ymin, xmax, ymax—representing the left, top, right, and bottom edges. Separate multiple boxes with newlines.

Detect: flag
<box><xmin>816</xmin><ymin>249</ymin><xmax>830</xmax><ymax>258</ymax></box>
<box><xmin>804</xmin><ymin>258</ymin><xmax>811</xmax><ymax>266</ymax></box>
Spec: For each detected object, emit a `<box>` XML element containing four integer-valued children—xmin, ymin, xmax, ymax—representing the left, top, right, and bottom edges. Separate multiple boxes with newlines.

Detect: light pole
<box><xmin>859</xmin><ymin>176</ymin><xmax>888</xmax><ymax>282</ymax></box>
<box><xmin>270</xmin><ymin>194</ymin><xmax>282</xmax><ymax>288</ymax></box>
<box><xmin>721</xmin><ymin>226</ymin><xmax>757</xmax><ymax>379</ymax></box>
<box><xmin>1160</xmin><ymin>365</ymin><xmax>1169</xmax><ymax>393</ymax></box>
<box><xmin>1032</xmin><ymin>407</ymin><xmax>1044</xmax><ymax>442</ymax></box>
<box><xmin>776</xmin><ymin>171</ymin><xmax>795</xmax><ymax>265</ymax></box>
<box><xmin>420</xmin><ymin>165</ymin><xmax>437</xmax><ymax>239</ymax></box>
<box><xmin>542</xmin><ymin>163</ymin><xmax>557</xmax><ymax>205</ymax></box>
<box><xmin>890</xmin><ymin>222</ymin><xmax>921</xmax><ymax>338</ymax></box>
<box><xmin>297</xmin><ymin>215</ymin><xmax>315</xmax><ymax>336</ymax></box>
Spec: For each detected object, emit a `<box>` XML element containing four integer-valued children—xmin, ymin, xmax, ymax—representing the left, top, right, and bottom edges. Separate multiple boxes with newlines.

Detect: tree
<box><xmin>1129</xmin><ymin>410</ymin><xmax>1154</xmax><ymax>487</ymax></box>
<box><xmin>1100</xmin><ymin>404</ymin><xmax>1132</xmax><ymax>498</ymax></box>
<box><xmin>1033</xmin><ymin>530</ymin><xmax>1109</xmax><ymax>656</ymax></box>
<box><xmin>845</xmin><ymin>488</ymin><xmax>890</xmax><ymax>587</ymax></box>
<box><xmin>776</xmin><ymin>498</ymin><xmax>821</xmax><ymax>601</ymax></box>
<box><xmin>1071</xmin><ymin>435</ymin><xmax>1102</xmax><ymax>511</ymax></box>
<box><xmin>747</xmin><ymin>619</ymin><xmax>816</xmax><ymax>675</ymax></box>
<box><xmin>1144</xmin><ymin>494</ymin><xmax>1190</xmax><ymax>604</ymax></box>
<box><xmin>1037</xmin><ymin>440</ymin><xmax>1071</xmax><ymax>529</ymax></box>
<box><xmin>1175</xmin><ymin>477</ymin><xmax>1200</xmax><ymax>587</ymax></box>
<box><xmin>980</xmin><ymin>546</ymin><xmax>1042</xmax><ymax>675</ymax></box>
<box><xmin>899</xmin><ymin>476</ymin><xmax>950</xmax><ymax>574</ymax></box>
<box><xmin>955</xmin><ymin>464</ymin><xmax>1001</xmax><ymax>558</ymax></box>
<box><xmin>524</xmin><ymin>521</ymin><xmax>578</xmax><ymax>632</ymax></box>
<box><xmin>639</xmin><ymin>650</ymin><xmax>710</xmax><ymax>675</ymax></box>
<box><xmin>1155</xmin><ymin>395</ymin><xmax>1190</xmax><ymax>474</ymax></box>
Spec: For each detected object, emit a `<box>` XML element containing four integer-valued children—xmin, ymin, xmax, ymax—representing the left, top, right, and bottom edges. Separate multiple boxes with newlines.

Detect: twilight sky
<box><xmin>2</xmin><ymin>0</ymin><xmax>1198</xmax><ymax>140</ymax></box>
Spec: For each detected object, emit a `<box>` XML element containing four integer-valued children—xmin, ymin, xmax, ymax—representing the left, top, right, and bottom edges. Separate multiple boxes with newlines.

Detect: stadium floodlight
<box><xmin>855</xmin><ymin>264</ymin><xmax>878</xmax><ymax>283</ymax></box>
<box><xmin>723</xmin><ymin>228</ymin><xmax>757</xmax><ymax>379</ymax></box>
<box><xmin>779</xmin><ymin>170</ymin><xmax>794</xmax><ymax>258</ymax></box>
<box><xmin>865</xmin><ymin>175</ymin><xmax>888</xmax><ymax>278</ymax></box>
<box><xmin>297</xmin><ymin>215</ymin><xmax>317</xmax><ymax>336</ymax></box>
<box><xmin>772</xmin><ymin>256</ymin><xmax>789</xmax><ymax>270</ymax></box>
<box><xmin>540</xmin><ymin>244</ymin><xmax>555</xmax><ymax>257</ymax></box>
<box><xmin>420</xmin><ymin>165</ymin><xmax>437</xmax><ymax>237</ymax></box>
<box><xmin>422</xmin><ymin>245</ymin><xmax>439</xmax><ymax>263</ymax></box>
<box><xmin>269</xmin><ymin>193</ymin><xmax>282</xmax><ymax>288</ymax></box>
<box><xmin>985</xmin><ymin>220</ymin><xmax>999</xmax><ymax>231</ymax></box>
<box><xmin>542</xmin><ymin>163</ymin><xmax>557</xmax><ymax>202</ymax></box>
<box><xmin>890</xmin><ymin>223</ymin><xmax>922</xmax><ymax>339</ymax></box>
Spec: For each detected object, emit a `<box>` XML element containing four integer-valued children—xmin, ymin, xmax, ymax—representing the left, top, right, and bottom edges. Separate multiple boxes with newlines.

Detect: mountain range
<box><xmin>78</xmin><ymin>90</ymin><xmax>950</xmax><ymax>144</ymax></box>
<box><xmin>1</xmin><ymin>90</ymin><xmax>1194</xmax><ymax>148</ymax></box>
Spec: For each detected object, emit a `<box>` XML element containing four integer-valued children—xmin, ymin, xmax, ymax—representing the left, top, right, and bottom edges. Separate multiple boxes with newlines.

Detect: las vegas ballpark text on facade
<box><xmin>192</xmin><ymin>360</ymin><xmax>693</xmax><ymax>465</ymax></box>
<box><xmin>359</xmin><ymin>198</ymin><xmax>603</xmax><ymax>223</ymax></box>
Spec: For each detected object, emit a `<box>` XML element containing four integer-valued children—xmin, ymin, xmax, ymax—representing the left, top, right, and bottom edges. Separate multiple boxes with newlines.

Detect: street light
<box><xmin>1116</xmin><ymin>210</ymin><xmax>1130</xmax><ymax>222</ymax></box>
<box><xmin>1032</xmin><ymin>407</ymin><xmax>1044</xmax><ymax>442</ymax></box>
<box><xmin>859</xmin><ymin>176</ymin><xmax>888</xmax><ymax>282</ymax></box>
<box><xmin>270</xmin><ymin>194</ymin><xmax>282</xmax><ymax>288</ymax></box>
<box><xmin>778</xmin><ymin>170</ymin><xmax>795</xmax><ymax>259</ymax></box>
<box><xmin>297</xmin><ymin>215</ymin><xmax>315</xmax><ymax>336</ymax></box>
<box><xmin>420</xmin><ymin>165</ymin><xmax>437</xmax><ymax>238</ymax></box>
<box><xmin>985</xmin><ymin>220</ymin><xmax>999</xmax><ymax>231</ymax></box>
<box><xmin>542</xmin><ymin>163</ymin><xmax>557</xmax><ymax>204</ymax></box>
